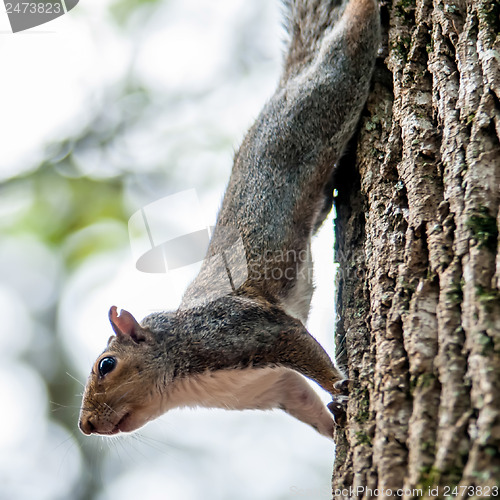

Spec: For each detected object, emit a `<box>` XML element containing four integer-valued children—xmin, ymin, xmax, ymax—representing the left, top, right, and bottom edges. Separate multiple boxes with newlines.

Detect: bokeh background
<box><xmin>0</xmin><ymin>1</ymin><xmax>338</xmax><ymax>498</ymax></box>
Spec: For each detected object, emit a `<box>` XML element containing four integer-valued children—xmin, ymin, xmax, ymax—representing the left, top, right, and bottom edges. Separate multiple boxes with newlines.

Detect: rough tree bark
<box><xmin>332</xmin><ymin>0</ymin><xmax>500</xmax><ymax>497</ymax></box>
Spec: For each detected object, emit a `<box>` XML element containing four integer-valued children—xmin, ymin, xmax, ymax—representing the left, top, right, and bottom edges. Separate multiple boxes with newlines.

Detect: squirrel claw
<box><xmin>328</xmin><ymin>395</ymin><xmax>348</xmax><ymax>426</ymax></box>
<box><xmin>333</xmin><ymin>378</ymin><xmax>350</xmax><ymax>395</ymax></box>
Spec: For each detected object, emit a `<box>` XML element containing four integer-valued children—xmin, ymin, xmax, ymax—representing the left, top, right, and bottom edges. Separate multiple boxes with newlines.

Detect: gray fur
<box><xmin>79</xmin><ymin>0</ymin><xmax>381</xmax><ymax>439</ymax></box>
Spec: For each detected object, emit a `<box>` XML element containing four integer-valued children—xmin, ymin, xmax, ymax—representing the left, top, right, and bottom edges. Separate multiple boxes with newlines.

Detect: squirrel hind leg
<box><xmin>281</xmin><ymin>0</ymin><xmax>345</xmax><ymax>82</ymax></box>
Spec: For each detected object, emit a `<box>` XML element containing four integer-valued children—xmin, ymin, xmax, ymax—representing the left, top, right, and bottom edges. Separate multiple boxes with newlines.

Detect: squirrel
<box><xmin>79</xmin><ymin>0</ymin><xmax>380</xmax><ymax>440</ymax></box>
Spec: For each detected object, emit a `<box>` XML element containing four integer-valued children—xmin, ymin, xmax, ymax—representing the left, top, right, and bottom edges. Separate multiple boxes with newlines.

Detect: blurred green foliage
<box><xmin>4</xmin><ymin>167</ymin><xmax>125</xmax><ymax>244</ymax></box>
<box><xmin>110</xmin><ymin>0</ymin><xmax>163</xmax><ymax>26</ymax></box>
<box><xmin>0</xmin><ymin>0</ymin><xmax>303</xmax><ymax>497</ymax></box>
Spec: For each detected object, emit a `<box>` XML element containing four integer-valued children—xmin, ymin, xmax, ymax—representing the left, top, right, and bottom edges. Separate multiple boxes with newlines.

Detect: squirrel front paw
<box><xmin>333</xmin><ymin>378</ymin><xmax>350</xmax><ymax>395</ymax></box>
<box><xmin>328</xmin><ymin>379</ymin><xmax>350</xmax><ymax>426</ymax></box>
<box><xmin>327</xmin><ymin>395</ymin><xmax>348</xmax><ymax>426</ymax></box>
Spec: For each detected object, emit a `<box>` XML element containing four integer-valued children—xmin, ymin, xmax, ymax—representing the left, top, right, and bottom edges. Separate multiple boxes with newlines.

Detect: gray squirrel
<box><xmin>79</xmin><ymin>0</ymin><xmax>380</xmax><ymax>439</ymax></box>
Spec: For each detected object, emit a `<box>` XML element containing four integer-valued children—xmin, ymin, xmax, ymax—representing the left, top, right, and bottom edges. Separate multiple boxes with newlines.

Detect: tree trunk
<box><xmin>332</xmin><ymin>0</ymin><xmax>500</xmax><ymax>497</ymax></box>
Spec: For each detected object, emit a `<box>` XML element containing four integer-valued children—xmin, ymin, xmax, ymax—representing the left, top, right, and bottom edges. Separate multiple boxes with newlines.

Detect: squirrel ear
<box><xmin>108</xmin><ymin>306</ymin><xmax>146</xmax><ymax>344</ymax></box>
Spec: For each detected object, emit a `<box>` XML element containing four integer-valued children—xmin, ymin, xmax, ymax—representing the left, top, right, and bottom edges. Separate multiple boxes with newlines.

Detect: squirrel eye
<box><xmin>98</xmin><ymin>357</ymin><xmax>116</xmax><ymax>377</ymax></box>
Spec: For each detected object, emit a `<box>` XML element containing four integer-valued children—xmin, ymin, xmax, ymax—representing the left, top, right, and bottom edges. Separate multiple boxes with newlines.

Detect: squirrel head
<box><xmin>78</xmin><ymin>306</ymin><xmax>166</xmax><ymax>436</ymax></box>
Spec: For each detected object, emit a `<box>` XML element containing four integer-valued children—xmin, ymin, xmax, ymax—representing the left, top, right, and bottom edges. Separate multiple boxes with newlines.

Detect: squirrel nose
<box><xmin>79</xmin><ymin>416</ymin><xmax>96</xmax><ymax>435</ymax></box>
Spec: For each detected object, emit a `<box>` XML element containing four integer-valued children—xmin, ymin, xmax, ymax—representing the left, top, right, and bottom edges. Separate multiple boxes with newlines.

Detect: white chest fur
<box><xmin>162</xmin><ymin>366</ymin><xmax>289</xmax><ymax>411</ymax></box>
<box><xmin>161</xmin><ymin>366</ymin><xmax>334</xmax><ymax>438</ymax></box>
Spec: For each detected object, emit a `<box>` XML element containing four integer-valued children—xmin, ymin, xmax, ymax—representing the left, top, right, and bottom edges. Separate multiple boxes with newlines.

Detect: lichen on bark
<box><xmin>332</xmin><ymin>0</ymin><xmax>500</xmax><ymax>497</ymax></box>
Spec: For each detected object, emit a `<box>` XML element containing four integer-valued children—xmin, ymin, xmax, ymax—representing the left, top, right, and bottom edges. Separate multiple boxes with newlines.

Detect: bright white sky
<box><xmin>0</xmin><ymin>0</ymin><xmax>129</xmax><ymax>178</ymax></box>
